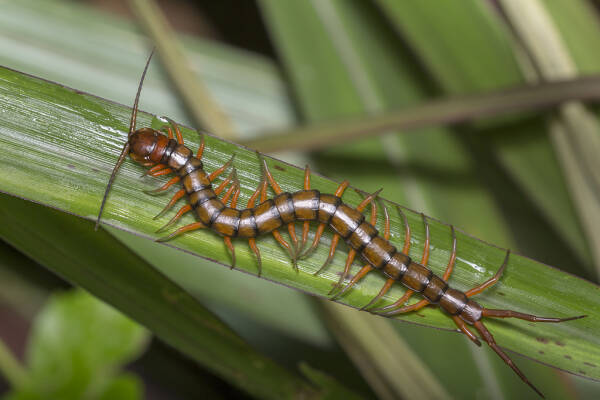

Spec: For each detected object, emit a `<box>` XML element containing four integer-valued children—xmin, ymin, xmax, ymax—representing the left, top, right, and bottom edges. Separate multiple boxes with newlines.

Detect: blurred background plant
<box><xmin>0</xmin><ymin>0</ymin><xmax>599</xmax><ymax>399</ymax></box>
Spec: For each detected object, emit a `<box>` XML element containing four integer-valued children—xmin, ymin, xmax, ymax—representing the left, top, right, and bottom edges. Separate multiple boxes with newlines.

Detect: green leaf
<box><xmin>260</xmin><ymin>1</ymin><xmax>598</xmax><ymax>398</ymax></box>
<box><xmin>0</xmin><ymin>57</ymin><xmax>597</xmax><ymax>382</ymax></box>
<box><xmin>98</xmin><ymin>374</ymin><xmax>143</xmax><ymax>400</ymax></box>
<box><xmin>0</xmin><ymin>195</ymin><xmax>319</xmax><ymax>400</ymax></box>
<box><xmin>5</xmin><ymin>290</ymin><xmax>147</xmax><ymax>400</ymax></box>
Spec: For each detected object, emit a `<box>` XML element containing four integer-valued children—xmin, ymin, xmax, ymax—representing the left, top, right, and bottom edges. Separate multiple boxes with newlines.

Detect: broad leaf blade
<box><xmin>0</xmin><ymin>53</ymin><xmax>597</xmax><ymax>380</ymax></box>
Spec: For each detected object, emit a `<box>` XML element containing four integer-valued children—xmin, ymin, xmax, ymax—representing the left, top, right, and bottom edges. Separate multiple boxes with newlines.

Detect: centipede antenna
<box><xmin>129</xmin><ymin>49</ymin><xmax>155</xmax><ymax>137</ymax></box>
<box><xmin>95</xmin><ymin>49</ymin><xmax>154</xmax><ymax>230</ymax></box>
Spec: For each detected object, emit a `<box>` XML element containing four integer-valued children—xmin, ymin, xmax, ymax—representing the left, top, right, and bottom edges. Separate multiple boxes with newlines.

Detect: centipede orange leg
<box><xmin>156</xmin><ymin>221</ymin><xmax>205</xmax><ymax>242</ymax></box>
<box><xmin>465</xmin><ymin>249</ymin><xmax>508</xmax><ymax>297</ymax></box>
<box><xmin>166</xmin><ymin>117</ymin><xmax>184</xmax><ymax>145</ymax></box>
<box><xmin>330</xmin><ymin>193</ymin><xmax>382</xmax><ymax>300</ymax></box>
<box><xmin>261</xmin><ymin>158</ymin><xmax>301</xmax><ymax>259</ymax></box>
<box><xmin>377</xmin><ymin>225</ymin><xmax>458</xmax><ymax>317</ymax></box>
<box><xmin>213</xmin><ymin>170</ymin><xmax>236</xmax><ymax>196</ymax></box>
<box><xmin>153</xmin><ymin>189</ymin><xmax>185</xmax><ymax>220</ymax></box>
<box><xmin>298</xmin><ymin>165</ymin><xmax>312</xmax><ymax>256</ymax></box>
<box><xmin>155</xmin><ymin>204</ymin><xmax>192</xmax><ymax>233</ymax></box>
<box><xmin>309</xmin><ymin>180</ymin><xmax>350</xmax><ymax>273</ymax></box>
<box><xmin>370</xmin><ymin>213</ymin><xmax>431</xmax><ymax>314</ymax></box>
<box><xmin>223</xmin><ymin>181</ymin><xmax>241</xmax><ymax>269</ymax></box>
<box><xmin>209</xmin><ymin>154</ymin><xmax>235</xmax><ymax>183</ymax></box>
<box><xmin>144</xmin><ymin>175</ymin><xmax>181</xmax><ymax>195</ymax></box>
<box><xmin>147</xmin><ymin>168</ymin><xmax>173</xmax><ymax>177</ymax></box>
<box><xmin>456</xmin><ymin>251</ymin><xmax>584</xmax><ymax>398</ymax></box>
<box><xmin>144</xmin><ymin>163</ymin><xmax>167</xmax><ymax>176</ymax></box>
<box><xmin>247</xmin><ymin>178</ymin><xmax>264</xmax><ymax>276</ymax></box>
<box><xmin>361</xmin><ymin>205</ymin><xmax>410</xmax><ymax>310</ymax></box>
<box><xmin>196</xmin><ymin>133</ymin><xmax>205</xmax><ymax>159</ymax></box>
<box><xmin>259</xmin><ymin>159</ymin><xmax>295</xmax><ymax>266</ymax></box>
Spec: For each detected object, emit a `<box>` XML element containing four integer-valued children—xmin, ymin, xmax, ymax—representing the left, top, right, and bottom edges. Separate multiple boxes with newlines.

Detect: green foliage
<box><xmin>2</xmin><ymin>290</ymin><xmax>147</xmax><ymax>400</ymax></box>
<box><xmin>1</xmin><ymin>1</ymin><xmax>600</xmax><ymax>399</ymax></box>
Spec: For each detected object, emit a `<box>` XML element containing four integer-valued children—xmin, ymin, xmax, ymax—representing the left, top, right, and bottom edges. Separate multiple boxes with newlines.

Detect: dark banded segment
<box><xmin>439</xmin><ymin>288</ymin><xmax>468</xmax><ymax>316</ymax></box>
<box><xmin>347</xmin><ymin>221</ymin><xmax>378</xmax><ymax>253</ymax></box>
<box><xmin>361</xmin><ymin>236</ymin><xmax>396</xmax><ymax>270</ymax></box>
<box><xmin>422</xmin><ymin>275</ymin><xmax>449</xmax><ymax>303</ymax></box>
<box><xmin>167</xmin><ymin>144</ymin><xmax>193</xmax><ymax>170</ymax></box>
<box><xmin>401</xmin><ymin>262</ymin><xmax>434</xmax><ymax>293</ymax></box>
<box><xmin>212</xmin><ymin>208</ymin><xmax>241</xmax><ymax>237</ymax></box>
<box><xmin>382</xmin><ymin>252</ymin><xmax>411</xmax><ymax>277</ymax></box>
<box><xmin>183</xmin><ymin>170</ymin><xmax>211</xmax><ymax>194</ymax></box>
<box><xmin>292</xmin><ymin>190</ymin><xmax>320</xmax><ymax>220</ymax></box>
<box><xmin>253</xmin><ymin>199</ymin><xmax>283</xmax><ymax>234</ymax></box>
<box><xmin>317</xmin><ymin>194</ymin><xmax>341</xmax><ymax>224</ymax></box>
<box><xmin>189</xmin><ymin>188</ymin><xmax>217</xmax><ymax>208</ymax></box>
<box><xmin>160</xmin><ymin>138</ymin><xmax>178</xmax><ymax>165</ymax></box>
<box><xmin>238</xmin><ymin>209</ymin><xmax>258</xmax><ymax>238</ymax></box>
<box><xmin>178</xmin><ymin>157</ymin><xmax>205</xmax><ymax>178</ymax></box>
<box><xmin>330</xmin><ymin>204</ymin><xmax>365</xmax><ymax>239</ymax></box>
<box><xmin>273</xmin><ymin>193</ymin><xmax>295</xmax><ymax>224</ymax></box>
<box><xmin>195</xmin><ymin>198</ymin><xmax>225</xmax><ymax>226</ymax></box>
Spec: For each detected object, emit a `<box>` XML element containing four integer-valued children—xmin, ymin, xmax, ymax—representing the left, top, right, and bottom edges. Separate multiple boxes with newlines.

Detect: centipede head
<box><xmin>95</xmin><ymin>49</ymin><xmax>155</xmax><ymax>230</ymax></box>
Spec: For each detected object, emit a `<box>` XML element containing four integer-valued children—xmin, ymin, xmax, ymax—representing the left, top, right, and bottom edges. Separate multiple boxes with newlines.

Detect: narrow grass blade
<box><xmin>499</xmin><ymin>0</ymin><xmax>600</xmax><ymax>276</ymax></box>
<box><xmin>377</xmin><ymin>0</ymin><xmax>593</xmax><ymax>275</ymax></box>
<box><xmin>245</xmin><ymin>76</ymin><xmax>600</xmax><ymax>152</ymax></box>
<box><xmin>127</xmin><ymin>0</ymin><xmax>237</xmax><ymax>139</ymax></box>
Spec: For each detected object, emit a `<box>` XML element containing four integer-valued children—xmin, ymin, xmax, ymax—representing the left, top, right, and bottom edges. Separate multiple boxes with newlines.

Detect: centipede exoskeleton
<box><xmin>96</xmin><ymin>52</ymin><xmax>585</xmax><ymax>398</ymax></box>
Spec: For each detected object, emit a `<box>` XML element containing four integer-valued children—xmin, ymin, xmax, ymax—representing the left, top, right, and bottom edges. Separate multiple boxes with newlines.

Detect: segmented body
<box><xmin>140</xmin><ymin>132</ymin><xmax>483</xmax><ymax>323</ymax></box>
<box><xmin>96</xmin><ymin>52</ymin><xmax>583</xmax><ymax>398</ymax></box>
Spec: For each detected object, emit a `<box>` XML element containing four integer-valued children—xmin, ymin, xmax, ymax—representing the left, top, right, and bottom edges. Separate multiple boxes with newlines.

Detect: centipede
<box><xmin>96</xmin><ymin>51</ymin><xmax>585</xmax><ymax>398</ymax></box>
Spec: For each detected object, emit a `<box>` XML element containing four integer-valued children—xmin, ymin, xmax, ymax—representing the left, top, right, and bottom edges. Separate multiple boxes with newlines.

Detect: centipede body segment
<box><xmin>96</xmin><ymin>52</ymin><xmax>585</xmax><ymax>399</ymax></box>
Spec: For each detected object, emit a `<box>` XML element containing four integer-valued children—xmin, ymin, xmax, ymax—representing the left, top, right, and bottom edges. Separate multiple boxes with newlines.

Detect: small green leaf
<box><xmin>98</xmin><ymin>374</ymin><xmax>143</xmax><ymax>400</ymax></box>
<box><xmin>7</xmin><ymin>290</ymin><xmax>148</xmax><ymax>400</ymax></box>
